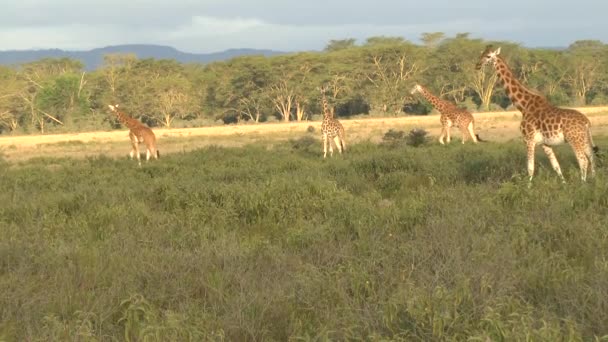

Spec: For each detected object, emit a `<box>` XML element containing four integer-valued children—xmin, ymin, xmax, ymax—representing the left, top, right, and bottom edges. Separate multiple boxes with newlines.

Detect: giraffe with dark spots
<box><xmin>476</xmin><ymin>45</ymin><xmax>598</xmax><ymax>182</ymax></box>
<box><xmin>108</xmin><ymin>104</ymin><xmax>159</xmax><ymax>166</ymax></box>
<box><xmin>319</xmin><ymin>87</ymin><xmax>346</xmax><ymax>158</ymax></box>
<box><xmin>410</xmin><ymin>83</ymin><xmax>482</xmax><ymax>144</ymax></box>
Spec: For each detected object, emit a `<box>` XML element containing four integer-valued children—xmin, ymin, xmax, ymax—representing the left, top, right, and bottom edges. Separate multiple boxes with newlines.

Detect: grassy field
<box><xmin>1</xmin><ymin>106</ymin><xmax>608</xmax><ymax>162</ymax></box>
<box><xmin>1</xmin><ymin>114</ymin><xmax>608</xmax><ymax>340</ymax></box>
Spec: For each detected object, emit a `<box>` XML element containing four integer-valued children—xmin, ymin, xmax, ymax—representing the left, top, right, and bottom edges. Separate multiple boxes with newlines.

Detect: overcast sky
<box><xmin>0</xmin><ymin>0</ymin><xmax>606</xmax><ymax>52</ymax></box>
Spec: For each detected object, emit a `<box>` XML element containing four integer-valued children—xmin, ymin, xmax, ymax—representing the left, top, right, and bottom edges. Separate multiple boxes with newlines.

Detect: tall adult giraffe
<box><xmin>476</xmin><ymin>45</ymin><xmax>598</xmax><ymax>182</ymax></box>
<box><xmin>320</xmin><ymin>87</ymin><xmax>346</xmax><ymax>158</ymax></box>
<box><xmin>108</xmin><ymin>104</ymin><xmax>159</xmax><ymax>166</ymax></box>
<box><xmin>410</xmin><ymin>83</ymin><xmax>481</xmax><ymax>144</ymax></box>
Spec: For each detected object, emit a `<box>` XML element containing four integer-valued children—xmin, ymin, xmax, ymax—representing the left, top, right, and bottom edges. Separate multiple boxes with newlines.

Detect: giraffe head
<box><xmin>108</xmin><ymin>104</ymin><xmax>120</xmax><ymax>112</ymax></box>
<box><xmin>410</xmin><ymin>84</ymin><xmax>423</xmax><ymax>95</ymax></box>
<box><xmin>475</xmin><ymin>45</ymin><xmax>501</xmax><ymax>70</ymax></box>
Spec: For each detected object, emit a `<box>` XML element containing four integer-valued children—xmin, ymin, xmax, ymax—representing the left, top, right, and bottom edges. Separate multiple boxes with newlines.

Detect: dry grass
<box><xmin>1</xmin><ymin>107</ymin><xmax>607</xmax><ymax>162</ymax></box>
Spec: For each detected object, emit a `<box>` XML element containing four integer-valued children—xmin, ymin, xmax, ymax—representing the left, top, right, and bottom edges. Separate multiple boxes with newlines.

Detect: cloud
<box><xmin>0</xmin><ymin>1</ymin><xmax>606</xmax><ymax>52</ymax></box>
<box><xmin>169</xmin><ymin>16</ymin><xmax>267</xmax><ymax>38</ymax></box>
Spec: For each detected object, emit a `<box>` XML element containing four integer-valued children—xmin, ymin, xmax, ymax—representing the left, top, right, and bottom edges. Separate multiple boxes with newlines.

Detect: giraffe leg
<box><xmin>329</xmin><ymin>139</ymin><xmax>334</xmax><ymax>157</ymax></box>
<box><xmin>526</xmin><ymin>141</ymin><xmax>536</xmax><ymax>183</ymax></box>
<box><xmin>323</xmin><ymin>134</ymin><xmax>328</xmax><ymax>158</ymax></box>
<box><xmin>542</xmin><ymin>145</ymin><xmax>565</xmax><ymax>183</ymax></box>
<box><xmin>570</xmin><ymin>143</ymin><xmax>589</xmax><ymax>182</ymax></box>
<box><xmin>574</xmin><ymin>150</ymin><xmax>588</xmax><ymax>182</ymax></box>
<box><xmin>135</xmin><ymin>143</ymin><xmax>141</xmax><ymax>166</ymax></box>
<box><xmin>438</xmin><ymin>127</ymin><xmax>446</xmax><ymax>145</ymax></box>
<box><xmin>446</xmin><ymin>126</ymin><xmax>452</xmax><ymax>144</ymax></box>
<box><xmin>584</xmin><ymin>143</ymin><xmax>596</xmax><ymax>179</ymax></box>
<box><xmin>333</xmin><ymin>136</ymin><xmax>343</xmax><ymax>154</ymax></box>
<box><xmin>460</xmin><ymin>126</ymin><xmax>468</xmax><ymax>144</ymax></box>
<box><xmin>468</xmin><ymin>122</ymin><xmax>478</xmax><ymax>143</ymax></box>
<box><xmin>338</xmin><ymin>131</ymin><xmax>346</xmax><ymax>152</ymax></box>
<box><xmin>129</xmin><ymin>133</ymin><xmax>137</xmax><ymax>160</ymax></box>
<box><xmin>146</xmin><ymin>149</ymin><xmax>151</xmax><ymax>162</ymax></box>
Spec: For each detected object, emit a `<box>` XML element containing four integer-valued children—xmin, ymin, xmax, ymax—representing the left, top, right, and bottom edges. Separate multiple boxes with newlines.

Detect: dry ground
<box><xmin>1</xmin><ymin>107</ymin><xmax>607</xmax><ymax>162</ymax></box>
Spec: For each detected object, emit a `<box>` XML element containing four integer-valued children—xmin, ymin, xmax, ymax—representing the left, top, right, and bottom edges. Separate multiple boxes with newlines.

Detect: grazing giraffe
<box><xmin>410</xmin><ymin>83</ymin><xmax>481</xmax><ymax>144</ymax></box>
<box><xmin>108</xmin><ymin>104</ymin><xmax>159</xmax><ymax>166</ymax></box>
<box><xmin>320</xmin><ymin>87</ymin><xmax>346</xmax><ymax>158</ymax></box>
<box><xmin>476</xmin><ymin>45</ymin><xmax>597</xmax><ymax>182</ymax></box>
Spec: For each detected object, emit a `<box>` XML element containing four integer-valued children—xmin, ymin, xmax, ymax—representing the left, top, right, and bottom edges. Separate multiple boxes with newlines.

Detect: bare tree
<box><xmin>366</xmin><ymin>53</ymin><xmax>426</xmax><ymax>114</ymax></box>
<box><xmin>268</xmin><ymin>80</ymin><xmax>296</xmax><ymax>122</ymax></box>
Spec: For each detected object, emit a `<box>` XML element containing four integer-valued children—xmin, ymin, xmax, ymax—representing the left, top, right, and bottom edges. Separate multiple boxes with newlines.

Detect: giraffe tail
<box><xmin>588</xmin><ymin>126</ymin><xmax>600</xmax><ymax>157</ymax></box>
<box><xmin>157</xmin><ymin>150</ymin><xmax>161</xmax><ymax>159</ymax></box>
<box><xmin>475</xmin><ymin>134</ymin><xmax>486</xmax><ymax>142</ymax></box>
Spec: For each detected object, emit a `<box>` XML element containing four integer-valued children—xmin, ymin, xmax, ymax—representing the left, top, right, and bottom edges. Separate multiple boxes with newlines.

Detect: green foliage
<box><xmin>36</xmin><ymin>73</ymin><xmax>89</xmax><ymax>125</ymax></box>
<box><xmin>325</xmin><ymin>38</ymin><xmax>357</xmax><ymax>52</ymax></box>
<box><xmin>2</xmin><ymin>138</ymin><xmax>608</xmax><ymax>340</ymax></box>
<box><xmin>1</xmin><ymin>36</ymin><xmax>608</xmax><ymax>135</ymax></box>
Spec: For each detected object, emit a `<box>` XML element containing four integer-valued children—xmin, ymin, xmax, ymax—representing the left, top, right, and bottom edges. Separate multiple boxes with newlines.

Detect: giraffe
<box><xmin>108</xmin><ymin>104</ymin><xmax>159</xmax><ymax>166</ymax></box>
<box><xmin>320</xmin><ymin>87</ymin><xmax>346</xmax><ymax>158</ymax></box>
<box><xmin>410</xmin><ymin>83</ymin><xmax>482</xmax><ymax>144</ymax></box>
<box><xmin>476</xmin><ymin>45</ymin><xmax>598</xmax><ymax>182</ymax></box>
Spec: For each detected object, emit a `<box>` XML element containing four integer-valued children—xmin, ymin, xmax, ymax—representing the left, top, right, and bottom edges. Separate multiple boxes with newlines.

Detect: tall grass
<box><xmin>1</xmin><ymin>136</ymin><xmax>607</xmax><ymax>341</ymax></box>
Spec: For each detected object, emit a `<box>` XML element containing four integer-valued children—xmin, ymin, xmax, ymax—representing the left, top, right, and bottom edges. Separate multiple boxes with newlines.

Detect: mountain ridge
<box><xmin>0</xmin><ymin>44</ymin><xmax>286</xmax><ymax>70</ymax></box>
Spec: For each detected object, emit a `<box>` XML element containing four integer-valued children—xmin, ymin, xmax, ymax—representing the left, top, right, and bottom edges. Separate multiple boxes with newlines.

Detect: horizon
<box><xmin>0</xmin><ymin>38</ymin><xmax>593</xmax><ymax>55</ymax></box>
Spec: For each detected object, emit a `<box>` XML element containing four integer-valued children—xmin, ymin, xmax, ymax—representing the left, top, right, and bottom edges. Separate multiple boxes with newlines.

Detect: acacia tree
<box><xmin>420</xmin><ymin>32</ymin><xmax>446</xmax><ymax>48</ymax></box>
<box><xmin>470</xmin><ymin>65</ymin><xmax>499</xmax><ymax>110</ymax></box>
<box><xmin>0</xmin><ymin>67</ymin><xmax>22</xmax><ymax>131</ymax></box>
<box><xmin>268</xmin><ymin>79</ymin><xmax>296</xmax><ymax>122</ymax></box>
<box><xmin>362</xmin><ymin>43</ymin><xmax>426</xmax><ymax>114</ymax></box>
<box><xmin>431</xmin><ymin>34</ymin><xmax>503</xmax><ymax>110</ymax></box>
<box><xmin>109</xmin><ymin>59</ymin><xmax>189</xmax><ymax>126</ymax></box>
<box><xmin>150</xmin><ymin>76</ymin><xmax>195</xmax><ymax>127</ymax></box>
<box><xmin>563</xmin><ymin>41</ymin><xmax>607</xmax><ymax>105</ymax></box>
<box><xmin>221</xmin><ymin>56</ymin><xmax>273</xmax><ymax>123</ymax></box>
<box><xmin>265</xmin><ymin>54</ymin><xmax>324</xmax><ymax>122</ymax></box>
<box><xmin>324</xmin><ymin>39</ymin><xmax>357</xmax><ymax>52</ymax></box>
<box><xmin>17</xmin><ymin>58</ymin><xmax>83</xmax><ymax>132</ymax></box>
<box><xmin>518</xmin><ymin>49</ymin><xmax>569</xmax><ymax>104</ymax></box>
<box><xmin>36</xmin><ymin>72</ymin><xmax>88</xmax><ymax>127</ymax></box>
<box><xmin>100</xmin><ymin>53</ymin><xmax>137</xmax><ymax>99</ymax></box>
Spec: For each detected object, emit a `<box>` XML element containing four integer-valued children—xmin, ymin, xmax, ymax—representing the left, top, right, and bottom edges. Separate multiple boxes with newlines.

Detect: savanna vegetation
<box><xmin>0</xmin><ymin>34</ymin><xmax>607</xmax><ymax>134</ymax></box>
<box><xmin>2</xmin><ymin>32</ymin><xmax>608</xmax><ymax>341</ymax></box>
<box><xmin>1</xmin><ymin>133</ymin><xmax>608</xmax><ymax>340</ymax></box>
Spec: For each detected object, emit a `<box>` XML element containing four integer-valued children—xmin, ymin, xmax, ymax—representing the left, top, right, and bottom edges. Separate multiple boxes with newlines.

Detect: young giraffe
<box><xmin>320</xmin><ymin>87</ymin><xmax>346</xmax><ymax>158</ymax></box>
<box><xmin>476</xmin><ymin>45</ymin><xmax>598</xmax><ymax>182</ymax></box>
<box><xmin>108</xmin><ymin>104</ymin><xmax>159</xmax><ymax>166</ymax></box>
<box><xmin>410</xmin><ymin>83</ymin><xmax>481</xmax><ymax>144</ymax></box>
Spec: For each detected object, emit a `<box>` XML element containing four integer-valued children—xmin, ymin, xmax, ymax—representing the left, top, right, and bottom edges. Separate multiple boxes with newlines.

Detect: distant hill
<box><xmin>0</xmin><ymin>44</ymin><xmax>286</xmax><ymax>70</ymax></box>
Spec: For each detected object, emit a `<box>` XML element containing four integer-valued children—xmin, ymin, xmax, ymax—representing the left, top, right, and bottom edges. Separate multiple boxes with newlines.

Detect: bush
<box><xmin>382</xmin><ymin>129</ymin><xmax>405</xmax><ymax>142</ymax></box>
<box><xmin>406</xmin><ymin>128</ymin><xmax>429</xmax><ymax>147</ymax></box>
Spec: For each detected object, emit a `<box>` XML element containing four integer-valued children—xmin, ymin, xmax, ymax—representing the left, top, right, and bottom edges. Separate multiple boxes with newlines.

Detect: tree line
<box><xmin>0</xmin><ymin>33</ymin><xmax>606</xmax><ymax>134</ymax></box>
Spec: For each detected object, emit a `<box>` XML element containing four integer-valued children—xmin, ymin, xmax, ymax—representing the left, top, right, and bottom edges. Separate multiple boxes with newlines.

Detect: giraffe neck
<box><xmin>322</xmin><ymin>93</ymin><xmax>334</xmax><ymax>120</ymax></box>
<box><xmin>418</xmin><ymin>86</ymin><xmax>458</xmax><ymax>114</ymax></box>
<box><xmin>114</xmin><ymin>109</ymin><xmax>139</xmax><ymax>129</ymax></box>
<box><xmin>493</xmin><ymin>57</ymin><xmax>547</xmax><ymax>113</ymax></box>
